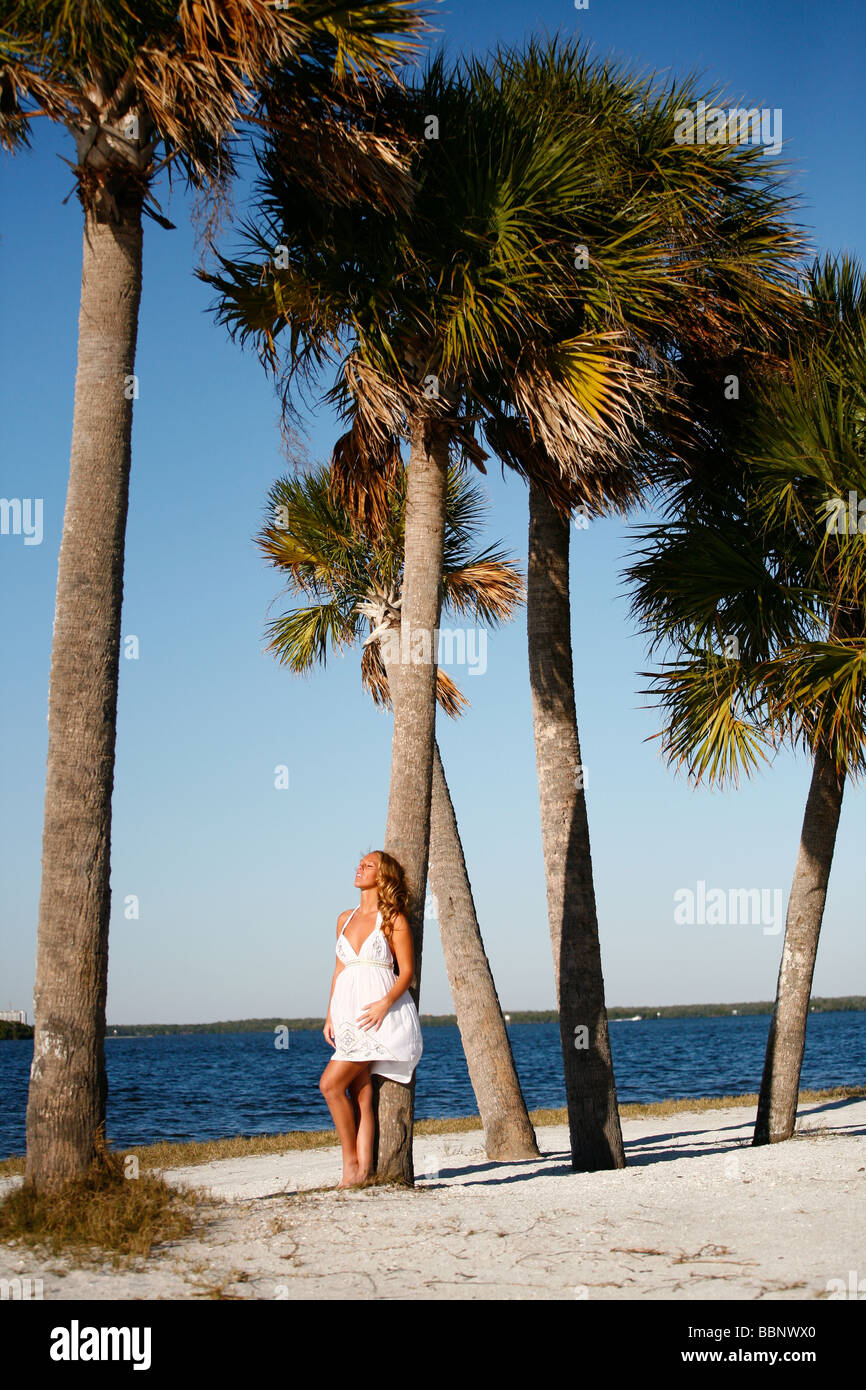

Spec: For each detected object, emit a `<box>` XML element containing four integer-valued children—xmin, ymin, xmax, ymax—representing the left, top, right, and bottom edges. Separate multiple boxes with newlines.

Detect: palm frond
<box><xmin>624</xmin><ymin>254</ymin><xmax>866</xmax><ymax>785</ymax></box>
<box><xmin>3</xmin><ymin>0</ymin><xmax>427</xmax><ymax>202</ymax></box>
<box><xmin>264</xmin><ymin>599</ymin><xmax>359</xmax><ymax>671</ymax></box>
<box><xmin>640</xmin><ymin>652</ymin><xmax>773</xmax><ymax>786</ymax></box>
<box><xmin>442</xmin><ymin>553</ymin><xmax>525</xmax><ymax>624</ymax></box>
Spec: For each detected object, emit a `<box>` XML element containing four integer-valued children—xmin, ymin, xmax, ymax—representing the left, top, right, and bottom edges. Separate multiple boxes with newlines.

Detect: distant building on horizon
<box><xmin>0</xmin><ymin>1009</ymin><xmax>27</xmax><ymax>1024</ymax></box>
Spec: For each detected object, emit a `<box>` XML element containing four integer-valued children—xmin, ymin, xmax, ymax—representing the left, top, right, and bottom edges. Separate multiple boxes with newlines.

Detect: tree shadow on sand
<box><xmin>414</xmin><ymin>1095</ymin><xmax>866</xmax><ymax>1185</ymax></box>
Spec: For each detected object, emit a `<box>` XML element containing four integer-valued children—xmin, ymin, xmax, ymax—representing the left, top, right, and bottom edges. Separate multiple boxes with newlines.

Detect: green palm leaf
<box><xmin>257</xmin><ymin>458</ymin><xmax>524</xmax><ymax>715</ymax></box>
<box><xmin>625</xmin><ymin>255</ymin><xmax>866</xmax><ymax>786</ymax></box>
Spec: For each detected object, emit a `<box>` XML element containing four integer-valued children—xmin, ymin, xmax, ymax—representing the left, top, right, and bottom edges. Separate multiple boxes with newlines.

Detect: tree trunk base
<box><xmin>752</xmin><ymin>748</ymin><xmax>845</xmax><ymax>1148</ymax></box>
<box><xmin>373</xmin><ymin>1075</ymin><xmax>415</xmax><ymax>1185</ymax></box>
<box><xmin>483</xmin><ymin>1131</ymin><xmax>540</xmax><ymax>1162</ymax></box>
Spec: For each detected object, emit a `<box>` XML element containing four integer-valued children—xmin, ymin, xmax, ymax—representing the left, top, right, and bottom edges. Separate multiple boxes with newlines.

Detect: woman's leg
<box><xmin>348</xmin><ymin>1066</ymin><xmax>374</xmax><ymax>1180</ymax></box>
<box><xmin>319</xmin><ymin>1058</ymin><xmax>373</xmax><ymax>1186</ymax></box>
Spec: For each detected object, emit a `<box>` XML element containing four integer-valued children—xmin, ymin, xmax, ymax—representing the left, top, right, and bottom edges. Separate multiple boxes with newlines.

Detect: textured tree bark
<box><xmin>526</xmin><ymin>479</ymin><xmax>626</xmax><ymax>1171</ymax></box>
<box><xmin>25</xmin><ymin>200</ymin><xmax>143</xmax><ymax>1190</ymax></box>
<box><xmin>373</xmin><ymin>418</ymin><xmax>448</xmax><ymax>1184</ymax></box>
<box><xmin>753</xmin><ymin>745</ymin><xmax>845</xmax><ymax>1146</ymax></box>
<box><xmin>429</xmin><ymin>740</ymin><xmax>539</xmax><ymax>1159</ymax></box>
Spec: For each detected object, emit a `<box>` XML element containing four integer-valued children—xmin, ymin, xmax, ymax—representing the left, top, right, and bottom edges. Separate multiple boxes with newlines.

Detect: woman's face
<box><xmin>354</xmin><ymin>853</ymin><xmax>380</xmax><ymax>891</ymax></box>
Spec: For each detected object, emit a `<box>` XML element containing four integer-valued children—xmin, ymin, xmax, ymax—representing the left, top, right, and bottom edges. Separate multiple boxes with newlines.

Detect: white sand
<box><xmin>1</xmin><ymin>1096</ymin><xmax>864</xmax><ymax>1300</ymax></box>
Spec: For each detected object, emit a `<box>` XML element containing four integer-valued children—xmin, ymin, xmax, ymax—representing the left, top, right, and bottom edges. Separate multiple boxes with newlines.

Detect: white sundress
<box><xmin>329</xmin><ymin>906</ymin><xmax>422</xmax><ymax>1084</ymax></box>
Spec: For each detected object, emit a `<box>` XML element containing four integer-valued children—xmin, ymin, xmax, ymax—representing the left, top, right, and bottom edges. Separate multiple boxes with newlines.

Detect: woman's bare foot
<box><xmin>337</xmin><ymin>1161</ymin><xmax>362</xmax><ymax>1189</ymax></box>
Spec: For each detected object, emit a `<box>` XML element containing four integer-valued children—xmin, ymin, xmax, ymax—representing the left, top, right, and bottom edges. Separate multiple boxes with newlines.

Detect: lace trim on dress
<box><xmin>333</xmin><ymin>1021</ymin><xmax>399</xmax><ymax>1060</ymax></box>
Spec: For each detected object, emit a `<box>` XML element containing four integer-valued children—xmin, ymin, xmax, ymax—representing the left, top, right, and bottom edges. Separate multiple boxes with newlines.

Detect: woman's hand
<box><xmin>357</xmin><ymin>997</ymin><xmax>390</xmax><ymax>1032</ymax></box>
<box><xmin>323</xmin><ymin>1014</ymin><xmax>335</xmax><ymax>1047</ymax></box>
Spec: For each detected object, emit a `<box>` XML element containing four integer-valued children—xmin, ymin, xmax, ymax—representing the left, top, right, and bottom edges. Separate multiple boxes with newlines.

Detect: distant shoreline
<box><xmin>4</xmin><ymin>995</ymin><xmax>862</xmax><ymax>1041</ymax></box>
<box><xmin>3</xmin><ymin>996</ymin><xmax>864</xmax><ymax>1042</ymax></box>
<box><xmin>103</xmin><ymin>995</ymin><xmax>866</xmax><ymax>1035</ymax></box>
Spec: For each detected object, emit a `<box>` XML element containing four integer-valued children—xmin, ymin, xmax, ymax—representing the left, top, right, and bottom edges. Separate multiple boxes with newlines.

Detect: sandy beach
<box><xmin>1</xmin><ymin>1094</ymin><xmax>863</xmax><ymax>1300</ymax></box>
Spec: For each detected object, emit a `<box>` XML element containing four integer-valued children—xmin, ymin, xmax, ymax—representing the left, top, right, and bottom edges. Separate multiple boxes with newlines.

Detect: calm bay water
<box><xmin>1</xmin><ymin>1011</ymin><xmax>864</xmax><ymax>1159</ymax></box>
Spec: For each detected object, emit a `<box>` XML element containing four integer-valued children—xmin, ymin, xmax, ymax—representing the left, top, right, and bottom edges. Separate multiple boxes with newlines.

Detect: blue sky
<box><xmin>1</xmin><ymin>0</ymin><xmax>864</xmax><ymax>1023</ymax></box>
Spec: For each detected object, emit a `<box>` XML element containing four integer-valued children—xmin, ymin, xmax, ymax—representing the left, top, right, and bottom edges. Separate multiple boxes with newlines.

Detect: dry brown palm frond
<box><xmin>0</xmin><ymin>57</ymin><xmax>77</xmax><ymax>136</ymax></box>
<box><xmin>342</xmin><ymin>354</ymin><xmax>410</xmax><ymax>440</ymax></box>
<box><xmin>4</xmin><ymin>0</ymin><xmax>424</xmax><ymax>206</ymax></box>
<box><xmin>329</xmin><ymin>419</ymin><xmax>404</xmax><ymax>536</ymax></box>
<box><xmin>508</xmin><ymin>334</ymin><xmax>657</xmax><ymax>469</ymax></box>
<box><xmin>287</xmin><ymin>115</ymin><xmax>411</xmax><ymax>210</ymax></box>
<box><xmin>444</xmin><ymin>559</ymin><xmax>525</xmax><ymax>622</ymax></box>
<box><xmin>449</xmin><ymin>419</ymin><xmax>489</xmax><ymax>472</ymax></box>
<box><xmin>360</xmin><ymin>634</ymin><xmax>391</xmax><ymax>707</ymax></box>
<box><xmin>331</xmin><ymin>353</ymin><xmax>471</xmax><ymax>532</ymax></box>
<box><xmin>340</xmin><ymin>351</ymin><xmax>471</xmax><ymax>442</ymax></box>
<box><xmin>433</xmin><ymin>667</ymin><xmax>470</xmax><ymax>718</ymax></box>
<box><xmin>484</xmin><ymin>414</ymin><xmax>645</xmax><ymax>523</ymax></box>
<box><xmin>361</xmin><ymin>629</ymin><xmax>469</xmax><ymax>718</ymax></box>
<box><xmin>260</xmin><ymin>80</ymin><xmax>415</xmax><ymax>213</ymax></box>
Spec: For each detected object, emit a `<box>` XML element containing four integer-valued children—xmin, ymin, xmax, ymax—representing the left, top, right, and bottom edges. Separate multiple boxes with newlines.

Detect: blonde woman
<box><xmin>321</xmin><ymin>849</ymin><xmax>423</xmax><ymax>1187</ymax></box>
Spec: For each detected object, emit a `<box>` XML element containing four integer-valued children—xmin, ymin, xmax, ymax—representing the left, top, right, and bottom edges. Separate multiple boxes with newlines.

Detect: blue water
<box><xmin>1</xmin><ymin>1012</ymin><xmax>864</xmax><ymax>1159</ymax></box>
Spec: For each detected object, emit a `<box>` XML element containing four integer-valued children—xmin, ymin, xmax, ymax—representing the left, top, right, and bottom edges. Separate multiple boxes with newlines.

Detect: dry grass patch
<box><xmin>615</xmin><ymin>1084</ymin><xmax>865</xmax><ymax>1123</ymax></box>
<box><xmin>1</xmin><ymin>1085</ymin><xmax>862</xmax><ymax>1183</ymax></box>
<box><xmin>0</xmin><ymin>1132</ymin><xmax>212</xmax><ymax>1267</ymax></box>
<box><xmin>0</xmin><ymin>1125</ymin><xmax>339</xmax><ymax>1180</ymax></box>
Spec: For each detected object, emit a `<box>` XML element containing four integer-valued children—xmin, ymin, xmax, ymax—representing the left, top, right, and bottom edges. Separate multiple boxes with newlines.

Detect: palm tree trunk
<box><xmin>25</xmin><ymin>200</ymin><xmax>143</xmax><ymax>1190</ymax></box>
<box><xmin>429</xmin><ymin>739</ymin><xmax>539</xmax><ymax>1159</ymax></box>
<box><xmin>753</xmin><ymin>744</ymin><xmax>845</xmax><ymax>1146</ymax></box>
<box><xmin>374</xmin><ymin>418</ymin><xmax>448</xmax><ymax>1184</ymax></box>
<box><xmin>526</xmin><ymin>479</ymin><xmax>625</xmax><ymax>1171</ymax></box>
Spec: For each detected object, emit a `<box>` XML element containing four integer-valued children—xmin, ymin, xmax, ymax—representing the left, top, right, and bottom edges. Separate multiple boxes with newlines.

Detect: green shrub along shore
<box><xmin>1</xmin><ymin>996</ymin><xmax>864</xmax><ymax>1041</ymax></box>
<box><xmin>0</xmin><ymin>1022</ymin><xmax>33</xmax><ymax>1040</ymax></box>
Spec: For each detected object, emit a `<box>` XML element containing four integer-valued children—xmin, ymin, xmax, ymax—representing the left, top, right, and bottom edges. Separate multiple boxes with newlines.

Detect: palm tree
<box><xmin>526</xmin><ymin>467</ymin><xmax>635</xmax><ymax>1170</ymax></box>
<box><xmin>204</xmin><ymin>50</ymin><xmax>661</xmax><ymax>1180</ymax></box>
<box><xmin>624</xmin><ymin>256</ymin><xmax>866</xmax><ymax>1144</ymax></box>
<box><xmin>1</xmin><ymin>0</ymin><xmax>425</xmax><ymax>1191</ymax></box>
<box><xmin>257</xmin><ymin>462</ymin><xmax>540</xmax><ymax>1159</ymax></box>
<box><xmin>476</xmin><ymin>38</ymin><xmax>804</xmax><ymax>1170</ymax></box>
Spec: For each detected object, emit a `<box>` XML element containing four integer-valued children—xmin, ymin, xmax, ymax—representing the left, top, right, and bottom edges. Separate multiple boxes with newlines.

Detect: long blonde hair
<box><xmin>373</xmin><ymin>849</ymin><xmax>410</xmax><ymax>944</ymax></box>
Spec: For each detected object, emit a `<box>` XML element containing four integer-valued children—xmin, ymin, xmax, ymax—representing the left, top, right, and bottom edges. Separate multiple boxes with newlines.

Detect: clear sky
<box><xmin>1</xmin><ymin>0</ymin><xmax>864</xmax><ymax>1023</ymax></box>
